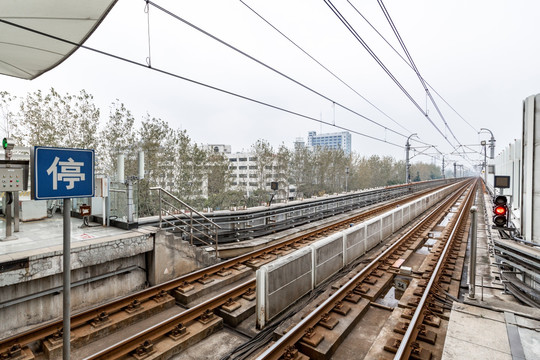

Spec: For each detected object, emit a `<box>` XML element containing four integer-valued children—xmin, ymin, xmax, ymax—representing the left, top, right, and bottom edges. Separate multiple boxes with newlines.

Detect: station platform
<box><xmin>0</xmin><ymin>214</ymin><xmax>134</xmax><ymax>260</ymax></box>
<box><xmin>0</xmin><ymin>213</ymin><xmax>157</xmax><ymax>338</ymax></box>
<box><xmin>442</xmin><ymin>192</ymin><xmax>540</xmax><ymax>360</ymax></box>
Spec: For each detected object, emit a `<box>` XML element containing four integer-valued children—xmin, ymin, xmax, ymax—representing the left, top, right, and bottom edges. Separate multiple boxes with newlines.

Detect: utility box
<box><xmin>0</xmin><ymin>168</ymin><xmax>24</xmax><ymax>191</ymax></box>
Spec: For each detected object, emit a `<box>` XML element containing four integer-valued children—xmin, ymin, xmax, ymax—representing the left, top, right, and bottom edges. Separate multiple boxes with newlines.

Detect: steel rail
<box><xmin>84</xmin><ymin>279</ymin><xmax>256</xmax><ymax>360</ymax></box>
<box><xmin>393</xmin><ymin>179</ymin><xmax>477</xmax><ymax>359</ymax></box>
<box><xmin>256</xmin><ymin>180</ymin><xmax>474</xmax><ymax>360</ymax></box>
<box><xmin>0</xmin><ymin>181</ymin><xmax>458</xmax><ymax>355</ymax></box>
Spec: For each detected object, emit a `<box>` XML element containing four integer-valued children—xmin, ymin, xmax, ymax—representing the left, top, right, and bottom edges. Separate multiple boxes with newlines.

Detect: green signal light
<box><xmin>2</xmin><ymin>138</ymin><xmax>7</xmax><ymax>149</ymax></box>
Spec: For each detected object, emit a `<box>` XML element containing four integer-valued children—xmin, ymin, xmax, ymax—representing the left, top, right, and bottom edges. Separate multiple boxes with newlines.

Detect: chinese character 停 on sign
<box><xmin>46</xmin><ymin>156</ymin><xmax>86</xmax><ymax>190</ymax></box>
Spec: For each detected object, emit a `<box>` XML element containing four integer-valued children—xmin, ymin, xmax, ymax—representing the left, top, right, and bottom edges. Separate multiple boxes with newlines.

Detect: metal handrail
<box><xmin>160</xmin><ymin>198</ymin><xmax>217</xmax><ymax>234</ymax></box>
<box><xmin>150</xmin><ymin>186</ymin><xmax>220</xmax><ymax>257</ymax></box>
<box><xmin>150</xmin><ymin>186</ymin><xmax>221</xmax><ymax>227</ymax></box>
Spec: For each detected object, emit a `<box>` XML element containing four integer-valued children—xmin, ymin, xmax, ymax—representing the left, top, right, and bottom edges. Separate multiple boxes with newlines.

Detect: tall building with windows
<box><xmin>307</xmin><ymin>131</ymin><xmax>351</xmax><ymax>155</ymax></box>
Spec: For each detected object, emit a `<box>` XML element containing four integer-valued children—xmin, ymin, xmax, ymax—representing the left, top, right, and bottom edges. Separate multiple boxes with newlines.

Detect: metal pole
<box><xmin>14</xmin><ymin>191</ymin><xmax>19</xmax><ymax>232</ymax></box>
<box><xmin>480</xmin><ymin>128</ymin><xmax>496</xmax><ymax>160</ymax></box>
<box><xmin>484</xmin><ymin>144</ymin><xmax>487</xmax><ymax>185</ymax></box>
<box><xmin>190</xmin><ymin>214</ymin><xmax>193</xmax><ymax>246</ymax></box>
<box><xmin>5</xmin><ymin>192</ymin><xmax>12</xmax><ymax>237</ymax></box>
<box><xmin>345</xmin><ymin>167</ymin><xmax>349</xmax><ymax>192</ymax></box>
<box><xmin>126</xmin><ymin>180</ymin><xmax>133</xmax><ymax>223</ymax></box>
<box><xmin>481</xmin><ymin>275</ymin><xmax>484</xmax><ymax>301</ymax></box>
<box><xmin>405</xmin><ymin>140</ymin><xmax>410</xmax><ymax>184</ymax></box>
<box><xmin>158</xmin><ymin>189</ymin><xmax>162</xmax><ymax>228</ymax></box>
<box><xmin>215</xmin><ymin>227</ymin><xmax>219</xmax><ymax>258</ymax></box>
<box><xmin>405</xmin><ymin>133</ymin><xmax>417</xmax><ymax>184</ymax></box>
<box><xmin>442</xmin><ymin>156</ymin><xmax>445</xmax><ymax>179</ymax></box>
<box><xmin>468</xmin><ymin>206</ymin><xmax>478</xmax><ymax>299</ymax></box>
<box><xmin>63</xmin><ymin>198</ymin><xmax>71</xmax><ymax>360</ymax></box>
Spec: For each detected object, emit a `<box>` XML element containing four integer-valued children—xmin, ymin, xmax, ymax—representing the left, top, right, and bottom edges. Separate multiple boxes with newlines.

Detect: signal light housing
<box><xmin>2</xmin><ymin>137</ymin><xmax>14</xmax><ymax>150</ymax></box>
<box><xmin>492</xmin><ymin>195</ymin><xmax>508</xmax><ymax>228</ymax></box>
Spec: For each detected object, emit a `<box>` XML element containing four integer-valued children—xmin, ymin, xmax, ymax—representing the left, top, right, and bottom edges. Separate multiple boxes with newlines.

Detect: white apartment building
<box><xmin>226</xmin><ymin>151</ymin><xmax>293</xmax><ymax>200</ymax></box>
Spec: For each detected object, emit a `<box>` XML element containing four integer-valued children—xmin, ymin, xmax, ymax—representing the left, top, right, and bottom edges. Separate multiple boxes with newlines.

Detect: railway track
<box><xmin>0</xmin><ymin>181</ymin><xmax>467</xmax><ymax>360</ymax></box>
<box><xmin>256</xmin><ymin>178</ymin><xmax>477</xmax><ymax>360</ymax></box>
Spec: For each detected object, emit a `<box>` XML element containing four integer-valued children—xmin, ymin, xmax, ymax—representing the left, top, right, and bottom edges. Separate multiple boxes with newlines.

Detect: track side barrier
<box><xmin>255</xmin><ymin>182</ymin><xmax>461</xmax><ymax>328</ymax></box>
<box><xmin>256</xmin><ymin>247</ymin><xmax>313</xmax><ymax>329</ymax></box>
<box><xmin>312</xmin><ymin>233</ymin><xmax>345</xmax><ymax>287</ymax></box>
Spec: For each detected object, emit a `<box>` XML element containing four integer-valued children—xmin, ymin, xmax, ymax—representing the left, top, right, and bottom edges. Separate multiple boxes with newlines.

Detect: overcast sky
<box><xmin>2</xmin><ymin>0</ymin><xmax>539</xmax><ymax>169</ymax></box>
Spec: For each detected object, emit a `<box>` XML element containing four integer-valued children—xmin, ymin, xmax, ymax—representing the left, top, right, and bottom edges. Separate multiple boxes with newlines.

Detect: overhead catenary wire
<box><xmin>145</xmin><ymin>0</ymin><xmax>416</xmax><ymax>144</ymax></box>
<box><xmin>346</xmin><ymin>0</ymin><xmax>478</xmax><ymax>133</ymax></box>
<box><xmin>324</xmin><ymin>0</ymin><xmax>479</xmax><ymax>167</ymax></box>
<box><xmin>323</xmin><ymin>0</ymin><xmax>457</xmax><ymax>150</ymax></box>
<box><xmin>376</xmin><ymin>0</ymin><xmax>465</xmax><ymax>150</ymax></box>
<box><xmin>0</xmin><ymin>18</ymin><xmax>403</xmax><ymax>149</ymax></box>
<box><xmin>238</xmin><ymin>0</ymin><xmax>413</xmax><ymax>136</ymax></box>
<box><xmin>375</xmin><ymin>0</ymin><xmax>476</xmax><ymax>165</ymax></box>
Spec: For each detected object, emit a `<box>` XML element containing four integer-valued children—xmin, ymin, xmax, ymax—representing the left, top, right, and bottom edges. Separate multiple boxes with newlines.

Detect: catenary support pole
<box><xmin>63</xmin><ymin>198</ymin><xmax>71</xmax><ymax>360</ymax></box>
<box><xmin>405</xmin><ymin>133</ymin><xmax>417</xmax><ymax>183</ymax></box>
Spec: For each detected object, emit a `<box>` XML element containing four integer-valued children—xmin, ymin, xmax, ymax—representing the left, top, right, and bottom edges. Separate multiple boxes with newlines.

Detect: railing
<box><xmin>149</xmin><ymin>187</ymin><xmax>221</xmax><ymax>258</ymax></box>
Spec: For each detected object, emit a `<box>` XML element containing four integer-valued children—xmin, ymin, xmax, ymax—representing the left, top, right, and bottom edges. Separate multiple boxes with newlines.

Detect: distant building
<box><xmin>226</xmin><ymin>151</ymin><xmax>291</xmax><ymax>201</ymax></box>
<box><xmin>307</xmin><ymin>131</ymin><xmax>351</xmax><ymax>155</ymax></box>
<box><xmin>206</xmin><ymin>144</ymin><xmax>231</xmax><ymax>154</ymax></box>
<box><xmin>294</xmin><ymin>137</ymin><xmax>305</xmax><ymax>150</ymax></box>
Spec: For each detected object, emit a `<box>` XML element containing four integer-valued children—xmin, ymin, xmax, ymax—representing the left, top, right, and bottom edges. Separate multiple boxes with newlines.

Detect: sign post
<box><xmin>31</xmin><ymin>147</ymin><xmax>94</xmax><ymax>360</ymax></box>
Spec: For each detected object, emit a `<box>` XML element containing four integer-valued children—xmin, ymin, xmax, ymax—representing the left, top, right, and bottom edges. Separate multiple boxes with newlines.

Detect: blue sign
<box><xmin>32</xmin><ymin>147</ymin><xmax>95</xmax><ymax>200</ymax></box>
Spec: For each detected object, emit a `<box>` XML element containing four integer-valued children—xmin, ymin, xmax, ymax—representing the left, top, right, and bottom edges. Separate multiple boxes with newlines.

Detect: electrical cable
<box><xmin>346</xmin><ymin>0</ymin><xmax>478</xmax><ymax>134</ymax></box>
<box><xmin>323</xmin><ymin>0</ymin><xmax>461</xmax><ymax>156</ymax></box>
<box><xmin>145</xmin><ymin>0</ymin><xmax>415</xmax><ymax>144</ymax></box>
<box><xmin>348</xmin><ymin>0</ymin><xmax>480</xmax><ymax>166</ymax></box>
<box><xmin>0</xmin><ymin>18</ymin><xmax>403</xmax><ymax>148</ymax></box>
<box><xmin>238</xmin><ymin>0</ymin><xmax>413</xmax><ymax>136</ymax></box>
<box><xmin>376</xmin><ymin>0</ymin><xmax>465</xmax><ymax>152</ymax></box>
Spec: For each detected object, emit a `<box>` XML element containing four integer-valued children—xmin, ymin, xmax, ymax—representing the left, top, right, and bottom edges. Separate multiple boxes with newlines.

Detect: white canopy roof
<box><xmin>0</xmin><ymin>0</ymin><xmax>118</xmax><ymax>80</ymax></box>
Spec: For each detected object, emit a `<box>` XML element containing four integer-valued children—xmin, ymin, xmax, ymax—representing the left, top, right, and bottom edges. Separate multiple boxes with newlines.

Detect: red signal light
<box><xmin>494</xmin><ymin>206</ymin><xmax>507</xmax><ymax>215</ymax></box>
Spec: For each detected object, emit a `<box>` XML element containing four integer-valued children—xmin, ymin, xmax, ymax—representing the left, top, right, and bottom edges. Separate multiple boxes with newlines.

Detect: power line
<box><xmin>374</xmin><ymin>0</ymin><xmax>472</xmax><ymax>164</ymax></box>
<box><xmin>238</xmin><ymin>0</ymin><xmax>412</xmax><ymax>135</ymax></box>
<box><xmin>323</xmin><ymin>0</ymin><xmax>465</xmax><ymax>158</ymax></box>
<box><xmin>376</xmin><ymin>0</ymin><xmax>463</xmax><ymax>148</ymax></box>
<box><xmin>146</xmin><ymin>0</ymin><xmax>413</xmax><ymax>144</ymax></box>
<box><xmin>0</xmin><ymin>18</ymin><xmax>403</xmax><ymax>149</ymax></box>
<box><xmin>346</xmin><ymin>0</ymin><xmax>477</xmax><ymax>133</ymax></box>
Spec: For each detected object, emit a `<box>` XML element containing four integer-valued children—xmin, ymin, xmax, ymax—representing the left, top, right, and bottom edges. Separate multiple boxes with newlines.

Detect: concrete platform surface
<box><xmin>0</xmin><ymin>213</ymin><xmax>147</xmax><ymax>259</ymax></box>
<box><xmin>442</xmin><ymin>302</ymin><xmax>539</xmax><ymax>360</ymax></box>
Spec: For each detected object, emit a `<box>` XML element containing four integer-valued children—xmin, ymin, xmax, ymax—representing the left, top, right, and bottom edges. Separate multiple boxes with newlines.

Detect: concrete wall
<box><xmin>0</xmin><ymin>255</ymin><xmax>147</xmax><ymax>337</ymax></box>
<box><xmin>255</xmin><ymin>181</ymin><xmax>461</xmax><ymax>328</ymax></box>
<box><xmin>0</xmin><ymin>229</ymin><xmax>221</xmax><ymax>336</ymax></box>
<box><xmin>0</xmin><ymin>233</ymin><xmax>153</xmax><ymax>337</ymax></box>
<box><xmin>0</xmin><ymin>233</ymin><xmax>153</xmax><ymax>288</ymax></box>
<box><xmin>147</xmin><ymin>231</ymin><xmax>221</xmax><ymax>286</ymax></box>
<box><xmin>521</xmin><ymin>94</ymin><xmax>540</xmax><ymax>243</ymax></box>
